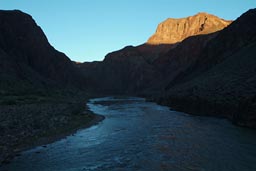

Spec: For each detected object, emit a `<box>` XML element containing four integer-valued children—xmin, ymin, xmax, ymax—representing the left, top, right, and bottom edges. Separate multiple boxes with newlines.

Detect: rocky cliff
<box><xmin>4</xmin><ymin>9</ymin><xmax>255</xmax><ymax>128</ymax></box>
<box><xmin>157</xmin><ymin>9</ymin><xmax>256</xmax><ymax>128</ymax></box>
<box><xmin>147</xmin><ymin>12</ymin><xmax>231</xmax><ymax>44</ymax></box>
<box><xmin>0</xmin><ymin>10</ymin><xmax>86</xmax><ymax>94</ymax></box>
<box><xmin>78</xmin><ymin>12</ymin><xmax>231</xmax><ymax>94</ymax></box>
<box><xmin>0</xmin><ymin>10</ymin><xmax>93</xmax><ymax>164</ymax></box>
<box><xmin>79</xmin><ymin>9</ymin><xmax>256</xmax><ymax>128</ymax></box>
<box><xmin>78</xmin><ymin>46</ymin><xmax>162</xmax><ymax>94</ymax></box>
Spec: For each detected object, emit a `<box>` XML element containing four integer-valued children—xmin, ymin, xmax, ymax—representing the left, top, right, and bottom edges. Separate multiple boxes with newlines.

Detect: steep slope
<box><xmin>158</xmin><ymin>9</ymin><xmax>256</xmax><ymax>128</ymax></box>
<box><xmin>147</xmin><ymin>12</ymin><xmax>231</xmax><ymax>45</ymax></box>
<box><xmin>151</xmin><ymin>32</ymin><xmax>218</xmax><ymax>92</ymax></box>
<box><xmin>139</xmin><ymin>12</ymin><xmax>231</xmax><ymax>62</ymax></box>
<box><xmin>78</xmin><ymin>46</ymin><xmax>162</xmax><ymax>94</ymax></box>
<box><xmin>0</xmin><ymin>10</ymin><xmax>86</xmax><ymax>94</ymax></box>
<box><xmin>0</xmin><ymin>10</ymin><xmax>94</xmax><ymax>164</ymax></box>
<box><xmin>78</xmin><ymin>12</ymin><xmax>230</xmax><ymax>94</ymax></box>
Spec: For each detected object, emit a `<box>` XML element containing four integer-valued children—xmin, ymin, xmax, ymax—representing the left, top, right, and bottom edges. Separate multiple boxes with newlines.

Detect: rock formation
<box><xmin>78</xmin><ymin>12</ymin><xmax>232</xmax><ymax>94</ymax></box>
<box><xmin>79</xmin><ymin>9</ymin><xmax>256</xmax><ymax>128</ymax></box>
<box><xmin>147</xmin><ymin>12</ymin><xmax>231</xmax><ymax>44</ymax></box>
<box><xmin>0</xmin><ymin>10</ymin><xmax>93</xmax><ymax>164</ymax></box>
<box><xmin>157</xmin><ymin>9</ymin><xmax>256</xmax><ymax>128</ymax></box>
<box><xmin>0</xmin><ymin>10</ymin><xmax>87</xmax><ymax>94</ymax></box>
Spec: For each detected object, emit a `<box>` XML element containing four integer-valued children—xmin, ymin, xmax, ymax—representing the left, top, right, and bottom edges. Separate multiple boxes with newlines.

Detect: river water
<box><xmin>1</xmin><ymin>97</ymin><xmax>256</xmax><ymax>171</ymax></box>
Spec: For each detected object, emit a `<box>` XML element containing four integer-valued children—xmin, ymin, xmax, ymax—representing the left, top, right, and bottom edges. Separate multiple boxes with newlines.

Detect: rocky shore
<box><xmin>0</xmin><ymin>98</ymin><xmax>104</xmax><ymax>165</ymax></box>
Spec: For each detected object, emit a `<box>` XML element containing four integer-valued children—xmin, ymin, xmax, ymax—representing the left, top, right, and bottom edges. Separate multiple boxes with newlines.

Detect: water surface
<box><xmin>1</xmin><ymin>97</ymin><xmax>256</xmax><ymax>171</ymax></box>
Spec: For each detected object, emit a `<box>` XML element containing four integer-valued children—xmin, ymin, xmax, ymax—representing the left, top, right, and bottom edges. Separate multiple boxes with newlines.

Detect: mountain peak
<box><xmin>147</xmin><ymin>12</ymin><xmax>232</xmax><ymax>45</ymax></box>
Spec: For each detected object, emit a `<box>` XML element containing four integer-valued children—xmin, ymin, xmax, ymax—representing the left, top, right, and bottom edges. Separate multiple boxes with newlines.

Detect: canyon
<box><xmin>0</xmin><ymin>8</ymin><xmax>256</xmax><ymax>165</ymax></box>
<box><xmin>78</xmin><ymin>9</ymin><xmax>256</xmax><ymax>128</ymax></box>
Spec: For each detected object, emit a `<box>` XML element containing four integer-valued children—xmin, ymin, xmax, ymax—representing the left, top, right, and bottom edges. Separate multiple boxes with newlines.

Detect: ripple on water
<box><xmin>1</xmin><ymin>96</ymin><xmax>256</xmax><ymax>171</ymax></box>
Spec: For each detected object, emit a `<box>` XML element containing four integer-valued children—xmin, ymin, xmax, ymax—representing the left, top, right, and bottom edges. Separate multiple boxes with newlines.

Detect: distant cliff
<box><xmin>78</xmin><ymin>9</ymin><xmax>256</xmax><ymax>128</ymax></box>
<box><xmin>147</xmin><ymin>12</ymin><xmax>231</xmax><ymax>44</ymax></box>
<box><xmin>78</xmin><ymin>12</ymin><xmax>231</xmax><ymax>94</ymax></box>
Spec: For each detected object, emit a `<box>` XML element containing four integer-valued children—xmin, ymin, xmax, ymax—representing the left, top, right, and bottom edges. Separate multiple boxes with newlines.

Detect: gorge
<box><xmin>0</xmin><ymin>8</ymin><xmax>256</xmax><ymax>170</ymax></box>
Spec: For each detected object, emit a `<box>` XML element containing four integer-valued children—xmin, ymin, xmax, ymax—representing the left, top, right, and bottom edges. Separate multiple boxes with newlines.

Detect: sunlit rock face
<box><xmin>147</xmin><ymin>12</ymin><xmax>232</xmax><ymax>45</ymax></box>
<box><xmin>77</xmin><ymin>12</ymin><xmax>233</xmax><ymax>94</ymax></box>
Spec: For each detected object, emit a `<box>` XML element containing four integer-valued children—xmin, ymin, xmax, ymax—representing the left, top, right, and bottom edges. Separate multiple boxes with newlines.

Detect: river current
<box><xmin>1</xmin><ymin>97</ymin><xmax>256</xmax><ymax>171</ymax></box>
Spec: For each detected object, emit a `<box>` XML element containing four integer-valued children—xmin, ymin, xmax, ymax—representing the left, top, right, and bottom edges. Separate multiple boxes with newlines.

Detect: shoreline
<box><xmin>19</xmin><ymin>113</ymin><xmax>105</xmax><ymax>152</ymax></box>
<box><xmin>0</xmin><ymin>104</ymin><xmax>105</xmax><ymax>166</ymax></box>
<box><xmin>150</xmin><ymin>96</ymin><xmax>256</xmax><ymax>129</ymax></box>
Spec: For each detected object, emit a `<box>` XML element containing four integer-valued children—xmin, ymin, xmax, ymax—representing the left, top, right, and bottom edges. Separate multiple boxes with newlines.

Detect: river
<box><xmin>1</xmin><ymin>97</ymin><xmax>256</xmax><ymax>171</ymax></box>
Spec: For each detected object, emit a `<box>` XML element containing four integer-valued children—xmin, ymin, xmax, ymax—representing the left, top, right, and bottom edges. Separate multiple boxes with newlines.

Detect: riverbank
<box><xmin>154</xmin><ymin>94</ymin><xmax>256</xmax><ymax>129</ymax></box>
<box><xmin>2</xmin><ymin>96</ymin><xmax>256</xmax><ymax>171</ymax></box>
<box><xmin>0</xmin><ymin>96</ymin><xmax>105</xmax><ymax>165</ymax></box>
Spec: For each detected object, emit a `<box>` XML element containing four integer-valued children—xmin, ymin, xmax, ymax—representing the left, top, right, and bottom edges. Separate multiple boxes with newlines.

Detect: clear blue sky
<box><xmin>1</xmin><ymin>0</ymin><xmax>256</xmax><ymax>62</ymax></box>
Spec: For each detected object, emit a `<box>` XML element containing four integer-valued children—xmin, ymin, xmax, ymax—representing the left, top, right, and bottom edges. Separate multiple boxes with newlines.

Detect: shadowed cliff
<box><xmin>157</xmin><ymin>9</ymin><xmax>256</xmax><ymax>128</ymax></box>
<box><xmin>78</xmin><ymin>12</ymin><xmax>231</xmax><ymax>94</ymax></box>
<box><xmin>0</xmin><ymin>10</ymin><xmax>95</xmax><ymax>164</ymax></box>
<box><xmin>0</xmin><ymin>10</ymin><xmax>87</xmax><ymax>95</ymax></box>
<box><xmin>78</xmin><ymin>9</ymin><xmax>256</xmax><ymax>128</ymax></box>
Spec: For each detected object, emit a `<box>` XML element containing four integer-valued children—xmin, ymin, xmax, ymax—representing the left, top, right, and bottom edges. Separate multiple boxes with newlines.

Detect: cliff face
<box><xmin>0</xmin><ymin>10</ymin><xmax>86</xmax><ymax>93</ymax></box>
<box><xmin>151</xmin><ymin>32</ymin><xmax>218</xmax><ymax>92</ymax></box>
<box><xmin>158</xmin><ymin>9</ymin><xmax>256</xmax><ymax>128</ymax></box>
<box><xmin>147</xmin><ymin>12</ymin><xmax>231</xmax><ymax>44</ymax></box>
<box><xmin>0</xmin><ymin>10</ymin><xmax>95</xmax><ymax>164</ymax></box>
<box><xmin>79</xmin><ymin>12</ymin><xmax>231</xmax><ymax>94</ymax></box>
<box><xmin>79</xmin><ymin>9</ymin><xmax>256</xmax><ymax>128</ymax></box>
<box><xmin>78</xmin><ymin>46</ymin><xmax>162</xmax><ymax>94</ymax></box>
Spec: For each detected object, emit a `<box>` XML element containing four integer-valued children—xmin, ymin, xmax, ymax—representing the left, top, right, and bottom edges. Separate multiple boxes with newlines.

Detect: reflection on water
<box><xmin>1</xmin><ymin>97</ymin><xmax>256</xmax><ymax>171</ymax></box>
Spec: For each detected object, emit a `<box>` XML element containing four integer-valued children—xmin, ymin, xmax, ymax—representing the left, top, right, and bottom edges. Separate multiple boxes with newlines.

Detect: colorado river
<box><xmin>1</xmin><ymin>97</ymin><xmax>256</xmax><ymax>171</ymax></box>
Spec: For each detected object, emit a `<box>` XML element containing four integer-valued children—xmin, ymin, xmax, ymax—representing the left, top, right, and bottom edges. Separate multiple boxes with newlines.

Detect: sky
<box><xmin>1</xmin><ymin>0</ymin><xmax>256</xmax><ymax>62</ymax></box>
